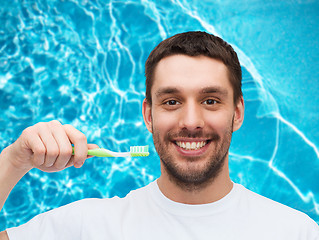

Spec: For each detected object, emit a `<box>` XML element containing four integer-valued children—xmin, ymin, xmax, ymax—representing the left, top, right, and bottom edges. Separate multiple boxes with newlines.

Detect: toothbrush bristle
<box><xmin>130</xmin><ymin>145</ymin><xmax>149</xmax><ymax>157</ymax></box>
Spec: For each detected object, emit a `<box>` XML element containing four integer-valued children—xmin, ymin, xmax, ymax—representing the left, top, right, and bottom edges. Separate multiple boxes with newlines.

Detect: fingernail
<box><xmin>74</xmin><ymin>162</ymin><xmax>83</xmax><ymax>168</ymax></box>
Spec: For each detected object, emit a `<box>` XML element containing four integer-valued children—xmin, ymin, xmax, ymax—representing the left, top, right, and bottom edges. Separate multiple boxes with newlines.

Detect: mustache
<box><xmin>166</xmin><ymin>129</ymin><xmax>220</xmax><ymax>141</ymax></box>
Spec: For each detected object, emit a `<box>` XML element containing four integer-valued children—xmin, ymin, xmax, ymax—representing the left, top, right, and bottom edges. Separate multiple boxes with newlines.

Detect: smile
<box><xmin>175</xmin><ymin>141</ymin><xmax>207</xmax><ymax>150</ymax></box>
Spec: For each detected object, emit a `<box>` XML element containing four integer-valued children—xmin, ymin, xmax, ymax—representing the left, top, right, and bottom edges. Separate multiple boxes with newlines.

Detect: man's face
<box><xmin>143</xmin><ymin>55</ymin><xmax>244</xmax><ymax>190</ymax></box>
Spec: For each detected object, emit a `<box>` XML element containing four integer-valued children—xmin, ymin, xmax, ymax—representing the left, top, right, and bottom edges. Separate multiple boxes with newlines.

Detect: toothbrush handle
<box><xmin>72</xmin><ymin>147</ymin><xmax>115</xmax><ymax>157</ymax></box>
<box><xmin>87</xmin><ymin>148</ymin><xmax>115</xmax><ymax>157</ymax></box>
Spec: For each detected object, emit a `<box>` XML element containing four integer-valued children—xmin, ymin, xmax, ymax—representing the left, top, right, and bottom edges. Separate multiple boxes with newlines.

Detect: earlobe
<box><xmin>142</xmin><ymin>99</ymin><xmax>153</xmax><ymax>133</ymax></box>
<box><xmin>233</xmin><ymin>96</ymin><xmax>245</xmax><ymax>132</ymax></box>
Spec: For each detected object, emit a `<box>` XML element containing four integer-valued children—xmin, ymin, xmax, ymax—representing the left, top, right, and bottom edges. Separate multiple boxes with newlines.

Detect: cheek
<box><xmin>152</xmin><ymin>110</ymin><xmax>176</xmax><ymax>132</ymax></box>
<box><xmin>204</xmin><ymin>111</ymin><xmax>234</xmax><ymax>133</ymax></box>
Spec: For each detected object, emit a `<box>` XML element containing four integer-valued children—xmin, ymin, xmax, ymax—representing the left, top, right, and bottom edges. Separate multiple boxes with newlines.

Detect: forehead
<box><xmin>152</xmin><ymin>55</ymin><xmax>233</xmax><ymax>97</ymax></box>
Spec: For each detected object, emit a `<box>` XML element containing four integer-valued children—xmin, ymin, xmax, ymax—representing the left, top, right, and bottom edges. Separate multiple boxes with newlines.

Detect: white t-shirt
<box><xmin>7</xmin><ymin>181</ymin><xmax>319</xmax><ymax>239</ymax></box>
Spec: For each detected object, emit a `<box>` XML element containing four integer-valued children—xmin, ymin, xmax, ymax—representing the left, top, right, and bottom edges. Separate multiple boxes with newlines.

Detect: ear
<box><xmin>232</xmin><ymin>96</ymin><xmax>244</xmax><ymax>132</ymax></box>
<box><xmin>142</xmin><ymin>98</ymin><xmax>153</xmax><ymax>133</ymax></box>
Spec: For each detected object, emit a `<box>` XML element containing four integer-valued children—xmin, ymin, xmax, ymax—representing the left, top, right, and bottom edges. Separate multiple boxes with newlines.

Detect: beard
<box><xmin>152</xmin><ymin>119</ymin><xmax>234</xmax><ymax>192</ymax></box>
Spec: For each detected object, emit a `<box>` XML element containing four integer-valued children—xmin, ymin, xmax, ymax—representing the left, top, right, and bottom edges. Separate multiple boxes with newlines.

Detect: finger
<box><xmin>63</xmin><ymin>124</ymin><xmax>88</xmax><ymax>168</ymax></box>
<box><xmin>59</xmin><ymin>144</ymin><xmax>99</xmax><ymax>168</ymax></box>
<box><xmin>49</xmin><ymin>121</ymin><xmax>73</xmax><ymax>170</ymax></box>
<box><xmin>64</xmin><ymin>156</ymin><xmax>75</xmax><ymax>168</ymax></box>
<box><xmin>88</xmin><ymin>144</ymin><xmax>99</xmax><ymax>149</ymax></box>
<box><xmin>23</xmin><ymin>128</ymin><xmax>46</xmax><ymax>168</ymax></box>
<box><xmin>87</xmin><ymin>144</ymin><xmax>99</xmax><ymax>158</ymax></box>
<box><xmin>37</xmin><ymin>123</ymin><xmax>60</xmax><ymax>168</ymax></box>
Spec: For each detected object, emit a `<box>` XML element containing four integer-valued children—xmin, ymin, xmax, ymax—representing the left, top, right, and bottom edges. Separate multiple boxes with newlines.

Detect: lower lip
<box><xmin>173</xmin><ymin>141</ymin><xmax>211</xmax><ymax>157</ymax></box>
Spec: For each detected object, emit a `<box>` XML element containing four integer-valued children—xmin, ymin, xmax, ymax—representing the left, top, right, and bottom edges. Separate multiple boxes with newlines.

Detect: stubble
<box><xmin>152</xmin><ymin>119</ymin><xmax>234</xmax><ymax>192</ymax></box>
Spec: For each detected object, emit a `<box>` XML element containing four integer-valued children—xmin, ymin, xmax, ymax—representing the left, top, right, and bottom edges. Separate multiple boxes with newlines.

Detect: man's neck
<box><xmin>157</xmin><ymin>164</ymin><xmax>233</xmax><ymax>205</ymax></box>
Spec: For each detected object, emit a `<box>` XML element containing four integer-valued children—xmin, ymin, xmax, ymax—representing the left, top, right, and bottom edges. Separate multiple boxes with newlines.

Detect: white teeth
<box><xmin>176</xmin><ymin>141</ymin><xmax>207</xmax><ymax>150</ymax></box>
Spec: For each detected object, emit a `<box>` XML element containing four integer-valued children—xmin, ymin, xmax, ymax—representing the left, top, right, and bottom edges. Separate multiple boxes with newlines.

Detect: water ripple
<box><xmin>0</xmin><ymin>0</ymin><xmax>318</xmax><ymax>230</ymax></box>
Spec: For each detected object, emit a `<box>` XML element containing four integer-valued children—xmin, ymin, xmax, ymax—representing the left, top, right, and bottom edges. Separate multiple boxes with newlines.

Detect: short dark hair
<box><xmin>145</xmin><ymin>31</ymin><xmax>242</xmax><ymax>104</ymax></box>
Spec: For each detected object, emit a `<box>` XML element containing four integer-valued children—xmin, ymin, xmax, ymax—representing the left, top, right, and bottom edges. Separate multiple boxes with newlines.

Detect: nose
<box><xmin>178</xmin><ymin>102</ymin><xmax>204</xmax><ymax>130</ymax></box>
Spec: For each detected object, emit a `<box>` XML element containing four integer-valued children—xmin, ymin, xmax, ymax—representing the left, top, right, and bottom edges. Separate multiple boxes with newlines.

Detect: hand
<box><xmin>6</xmin><ymin>120</ymin><xmax>97</xmax><ymax>172</ymax></box>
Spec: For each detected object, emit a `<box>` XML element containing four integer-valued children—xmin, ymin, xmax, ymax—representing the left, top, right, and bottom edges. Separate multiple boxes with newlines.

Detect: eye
<box><xmin>203</xmin><ymin>99</ymin><xmax>217</xmax><ymax>105</ymax></box>
<box><xmin>165</xmin><ymin>100</ymin><xmax>180</xmax><ymax>105</ymax></box>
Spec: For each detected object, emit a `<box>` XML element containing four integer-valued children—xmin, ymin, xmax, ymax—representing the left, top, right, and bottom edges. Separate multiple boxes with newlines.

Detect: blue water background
<box><xmin>0</xmin><ymin>0</ymin><xmax>318</xmax><ymax>229</ymax></box>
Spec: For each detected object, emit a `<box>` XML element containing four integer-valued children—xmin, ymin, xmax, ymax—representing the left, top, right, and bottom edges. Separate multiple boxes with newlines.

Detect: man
<box><xmin>0</xmin><ymin>31</ymin><xmax>318</xmax><ymax>239</ymax></box>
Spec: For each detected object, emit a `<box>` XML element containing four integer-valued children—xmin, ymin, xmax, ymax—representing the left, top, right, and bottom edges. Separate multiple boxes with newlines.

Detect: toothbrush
<box><xmin>72</xmin><ymin>145</ymin><xmax>149</xmax><ymax>157</ymax></box>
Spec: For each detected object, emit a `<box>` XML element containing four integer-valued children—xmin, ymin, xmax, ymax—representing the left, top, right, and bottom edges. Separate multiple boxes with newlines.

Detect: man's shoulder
<box><xmin>236</xmin><ymin>183</ymin><xmax>318</xmax><ymax>229</ymax></box>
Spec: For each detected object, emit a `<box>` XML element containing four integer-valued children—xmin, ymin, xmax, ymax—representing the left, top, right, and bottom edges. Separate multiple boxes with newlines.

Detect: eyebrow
<box><xmin>155</xmin><ymin>87</ymin><xmax>180</xmax><ymax>97</ymax></box>
<box><xmin>155</xmin><ymin>86</ymin><xmax>228</xmax><ymax>98</ymax></box>
<box><xmin>200</xmin><ymin>87</ymin><xmax>228</xmax><ymax>96</ymax></box>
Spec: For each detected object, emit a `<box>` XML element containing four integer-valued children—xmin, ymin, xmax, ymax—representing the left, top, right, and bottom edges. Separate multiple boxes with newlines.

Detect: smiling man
<box><xmin>0</xmin><ymin>31</ymin><xmax>318</xmax><ymax>239</ymax></box>
<box><xmin>143</xmin><ymin>54</ymin><xmax>243</xmax><ymax>203</ymax></box>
